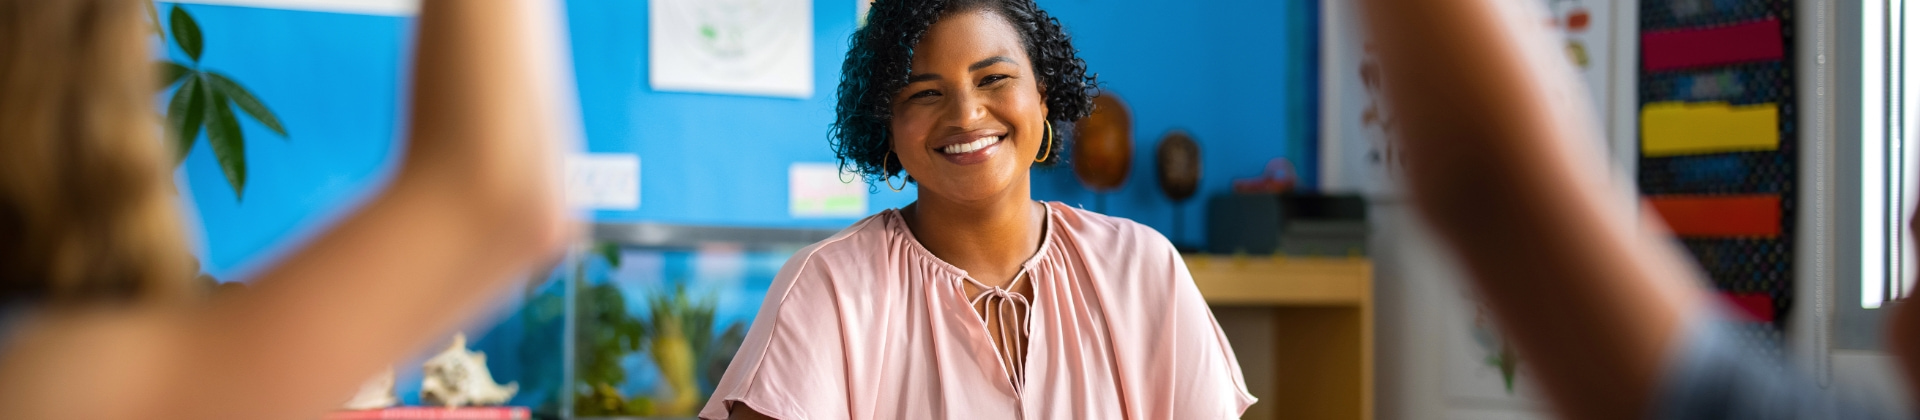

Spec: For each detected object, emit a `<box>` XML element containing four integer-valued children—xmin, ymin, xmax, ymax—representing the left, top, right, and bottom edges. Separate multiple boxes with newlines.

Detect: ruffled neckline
<box><xmin>881</xmin><ymin>201</ymin><xmax>1061</xmax><ymax>281</ymax></box>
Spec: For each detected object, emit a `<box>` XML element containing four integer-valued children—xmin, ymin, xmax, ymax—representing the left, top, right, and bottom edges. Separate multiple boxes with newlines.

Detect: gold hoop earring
<box><xmin>1034</xmin><ymin>120</ymin><xmax>1054</xmax><ymax>163</ymax></box>
<box><xmin>883</xmin><ymin>153</ymin><xmax>907</xmax><ymax>192</ymax></box>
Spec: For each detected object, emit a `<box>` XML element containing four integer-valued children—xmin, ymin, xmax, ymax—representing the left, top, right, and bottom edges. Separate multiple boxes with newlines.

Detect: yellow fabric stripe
<box><xmin>1640</xmin><ymin>101</ymin><xmax>1779</xmax><ymax>157</ymax></box>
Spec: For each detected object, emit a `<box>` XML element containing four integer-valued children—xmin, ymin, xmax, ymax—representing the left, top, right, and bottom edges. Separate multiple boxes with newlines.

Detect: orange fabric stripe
<box><xmin>1645</xmin><ymin>195</ymin><xmax>1781</xmax><ymax>238</ymax></box>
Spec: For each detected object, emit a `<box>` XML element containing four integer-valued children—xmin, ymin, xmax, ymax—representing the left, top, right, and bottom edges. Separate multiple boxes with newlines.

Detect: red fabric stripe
<box><xmin>1642</xmin><ymin>19</ymin><xmax>1785</xmax><ymax>71</ymax></box>
<box><xmin>1645</xmin><ymin>194</ymin><xmax>1781</xmax><ymax>237</ymax></box>
<box><xmin>1720</xmin><ymin>292</ymin><xmax>1777</xmax><ymax>323</ymax></box>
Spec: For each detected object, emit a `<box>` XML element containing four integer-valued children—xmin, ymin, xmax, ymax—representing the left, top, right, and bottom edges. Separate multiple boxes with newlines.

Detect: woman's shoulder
<box><xmin>762</xmin><ymin>209</ymin><xmax>922</xmax><ymax>303</ymax></box>
<box><xmin>1046</xmin><ymin>202</ymin><xmax>1177</xmax><ymax>254</ymax></box>
<box><xmin>749</xmin><ymin>212</ymin><xmax>899</xmax><ymax>326</ymax></box>
<box><xmin>1043</xmin><ymin>201</ymin><xmax>1190</xmax><ymax>299</ymax></box>
<box><xmin>782</xmin><ymin>210</ymin><xmax>901</xmax><ymax>272</ymax></box>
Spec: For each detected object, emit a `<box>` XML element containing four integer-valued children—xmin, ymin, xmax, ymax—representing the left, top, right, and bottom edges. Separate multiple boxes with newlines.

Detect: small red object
<box><xmin>1645</xmin><ymin>194</ymin><xmax>1782</xmax><ymax>238</ymax></box>
<box><xmin>1719</xmin><ymin>292</ymin><xmax>1776</xmax><ymax>323</ymax></box>
<box><xmin>1566</xmin><ymin>8</ymin><xmax>1591</xmax><ymax>32</ymax></box>
<box><xmin>1231</xmin><ymin>158</ymin><xmax>1298</xmax><ymax>194</ymax></box>
<box><xmin>324</xmin><ymin>407</ymin><xmax>531</xmax><ymax>420</ymax></box>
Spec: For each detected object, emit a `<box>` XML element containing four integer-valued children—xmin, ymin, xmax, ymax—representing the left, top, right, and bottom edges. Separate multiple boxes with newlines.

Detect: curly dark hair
<box><xmin>831</xmin><ymin>0</ymin><xmax>1098</xmax><ymax>186</ymax></box>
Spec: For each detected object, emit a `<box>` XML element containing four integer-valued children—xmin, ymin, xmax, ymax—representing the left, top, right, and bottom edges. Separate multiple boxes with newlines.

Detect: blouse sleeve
<box><xmin>1163</xmin><ymin>243</ymin><xmax>1260</xmax><ymax>418</ymax></box>
<box><xmin>698</xmin><ymin>251</ymin><xmax>850</xmax><ymax>420</ymax></box>
<box><xmin>1649</xmin><ymin>309</ymin><xmax>1898</xmax><ymax>419</ymax></box>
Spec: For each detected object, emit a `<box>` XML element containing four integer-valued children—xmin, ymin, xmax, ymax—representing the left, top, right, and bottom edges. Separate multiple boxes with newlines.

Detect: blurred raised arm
<box><xmin>0</xmin><ymin>1</ymin><xmax>577</xmax><ymax>419</ymax></box>
<box><xmin>1353</xmin><ymin>2</ymin><xmax>1708</xmax><ymax>419</ymax></box>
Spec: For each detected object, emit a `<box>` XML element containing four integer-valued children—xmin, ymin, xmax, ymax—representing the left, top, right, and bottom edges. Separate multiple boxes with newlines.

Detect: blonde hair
<box><xmin>0</xmin><ymin>0</ymin><xmax>192</xmax><ymax>304</ymax></box>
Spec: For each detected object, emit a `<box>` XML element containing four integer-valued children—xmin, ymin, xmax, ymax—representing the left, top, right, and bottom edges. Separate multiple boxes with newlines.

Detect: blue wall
<box><xmin>162</xmin><ymin>4</ymin><xmax>408</xmax><ymax>282</ymax></box>
<box><xmin>1035</xmin><ymin>0</ymin><xmax>1320</xmax><ymax>246</ymax></box>
<box><xmin>172</xmin><ymin>0</ymin><xmax>1319</xmax><ymax>281</ymax></box>
<box><xmin>569</xmin><ymin>0</ymin><xmax>1319</xmax><ymax>246</ymax></box>
<box><xmin>566</xmin><ymin>0</ymin><xmax>915</xmax><ymax>229</ymax></box>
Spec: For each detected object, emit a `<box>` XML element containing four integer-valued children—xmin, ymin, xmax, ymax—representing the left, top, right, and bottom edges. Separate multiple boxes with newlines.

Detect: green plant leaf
<box><xmin>166</xmin><ymin>74</ymin><xmax>206</xmax><ymax>165</ymax></box>
<box><xmin>594</xmin><ymin>242</ymin><xmax>622</xmax><ymax>268</ymax></box>
<box><xmin>158</xmin><ymin>61</ymin><xmax>190</xmax><ymax>90</ymax></box>
<box><xmin>205</xmin><ymin>72</ymin><xmax>286</xmax><ymax>137</ymax></box>
<box><xmin>168</xmin><ymin>5</ymin><xmax>202</xmax><ymax>62</ymax></box>
<box><xmin>203</xmin><ymin>83</ymin><xmax>247</xmax><ymax>199</ymax></box>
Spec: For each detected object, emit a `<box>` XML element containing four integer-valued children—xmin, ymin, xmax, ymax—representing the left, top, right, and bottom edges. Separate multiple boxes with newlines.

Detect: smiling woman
<box><xmin>698</xmin><ymin>1</ymin><xmax>1255</xmax><ymax>419</ymax></box>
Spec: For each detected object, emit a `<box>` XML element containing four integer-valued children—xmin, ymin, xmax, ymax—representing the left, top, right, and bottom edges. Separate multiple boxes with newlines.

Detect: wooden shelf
<box><xmin>1186</xmin><ymin>254</ymin><xmax>1374</xmax><ymax>420</ymax></box>
<box><xmin>1186</xmin><ymin>255</ymin><xmax>1372</xmax><ymax>306</ymax></box>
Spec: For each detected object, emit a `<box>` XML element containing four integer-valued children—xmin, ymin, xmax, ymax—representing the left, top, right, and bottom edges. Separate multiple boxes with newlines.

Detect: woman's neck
<box><xmin>902</xmin><ymin>187</ymin><xmax>1046</xmax><ymax>287</ymax></box>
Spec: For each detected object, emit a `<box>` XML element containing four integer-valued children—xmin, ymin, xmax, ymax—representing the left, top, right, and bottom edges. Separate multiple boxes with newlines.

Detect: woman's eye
<box><xmin>979</xmin><ymin>74</ymin><xmax>1009</xmax><ymax>87</ymax></box>
<box><xmin>908</xmin><ymin>89</ymin><xmax>941</xmax><ymax>100</ymax></box>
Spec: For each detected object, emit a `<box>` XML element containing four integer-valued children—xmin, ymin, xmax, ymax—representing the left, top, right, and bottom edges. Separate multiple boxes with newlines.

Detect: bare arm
<box><xmin>0</xmin><ymin>1</ymin><xmax>577</xmax><ymax>419</ymax></box>
<box><xmin>1354</xmin><ymin>2</ymin><xmax>1707</xmax><ymax>419</ymax></box>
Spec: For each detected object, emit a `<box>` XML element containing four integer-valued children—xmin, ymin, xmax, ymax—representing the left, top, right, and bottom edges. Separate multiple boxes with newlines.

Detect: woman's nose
<box><xmin>940</xmin><ymin>90</ymin><xmax>990</xmax><ymax>128</ymax></box>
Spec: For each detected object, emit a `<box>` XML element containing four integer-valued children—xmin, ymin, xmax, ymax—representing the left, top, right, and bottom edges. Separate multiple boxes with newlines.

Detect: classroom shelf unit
<box><xmin>1189</xmin><ymin>255</ymin><xmax>1374</xmax><ymax>420</ymax></box>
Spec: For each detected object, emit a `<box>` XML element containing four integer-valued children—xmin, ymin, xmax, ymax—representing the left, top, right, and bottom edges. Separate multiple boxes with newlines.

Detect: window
<box><xmin>1860</xmin><ymin>0</ymin><xmax>1920</xmax><ymax>309</ymax></box>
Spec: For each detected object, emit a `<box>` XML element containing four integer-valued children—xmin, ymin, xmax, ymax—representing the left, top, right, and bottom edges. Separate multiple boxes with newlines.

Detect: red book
<box><xmin>324</xmin><ymin>407</ymin><xmax>531</xmax><ymax>420</ymax></box>
<box><xmin>1642</xmin><ymin>19</ymin><xmax>1785</xmax><ymax>71</ymax></box>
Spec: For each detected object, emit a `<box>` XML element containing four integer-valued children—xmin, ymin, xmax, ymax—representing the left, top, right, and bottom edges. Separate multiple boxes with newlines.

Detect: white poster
<box><xmin>1317</xmin><ymin>0</ymin><xmax>1394</xmax><ymax>197</ymax></box>
<box><xmin>1546</xmin><ymin>0</ymin><xmax>1612</xmax><ymax>110</ymax></box>
<box><xmin>566</xmin><ymin>153</ymin><xmax>641</xmax><ymax>210</ymax></box>
<box><xmin>650</xmin><ymin>0</ymin><xmax>813</xmax><ymax>98</ymax></box>
<box><xmin>857</xmin><ymin>0</ymin><xmax>872</xmax><ymax>27</ymax></box>
<box><xmin>1319</xmin><ymin>0</ymin><xmax>1614</xmax><ymax>197</ymax></box>
<box><xmin>789</xmin><ymin>162</ymin><xmax>867</xmax><ymax>218</ymax></box>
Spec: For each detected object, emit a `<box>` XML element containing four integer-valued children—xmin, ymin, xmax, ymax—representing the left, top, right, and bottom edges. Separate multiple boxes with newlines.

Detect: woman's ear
<box><xmin>1037</xmin><ymin>84</ymin><xmax>1050</xmax><ymax>119</ymax></box>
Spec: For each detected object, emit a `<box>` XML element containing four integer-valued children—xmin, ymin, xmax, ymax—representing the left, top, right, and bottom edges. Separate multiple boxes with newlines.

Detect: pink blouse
<box><xmin>698</xmin><ymin>202</ymin><xmax>1257</xmax><ymax>420</ymax></box>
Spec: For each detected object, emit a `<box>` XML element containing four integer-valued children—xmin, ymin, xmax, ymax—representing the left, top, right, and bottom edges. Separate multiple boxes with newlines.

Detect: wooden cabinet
<box><xmin>1189</xmin><ymin>255</ymin><xmax>1373</xmax><ymax>420</ymax></box>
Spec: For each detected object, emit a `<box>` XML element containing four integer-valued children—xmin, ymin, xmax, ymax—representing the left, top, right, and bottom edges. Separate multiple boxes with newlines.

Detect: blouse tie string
<box><xmin>962</xmin><ymin>273</ymin><xmax>1032</xmax><ymax>392</ymax></box>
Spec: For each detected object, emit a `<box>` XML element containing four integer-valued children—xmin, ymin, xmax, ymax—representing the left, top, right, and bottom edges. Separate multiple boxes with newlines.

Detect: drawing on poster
<box><xmin>1319</xmin><ymin>0</ymin><xmax>1612</xmax><ymax>198</ymax></box>
<box><xmin>651</xmin><ymin>0</ymin><xmax>813</xmax><ymax>98</ymax></box>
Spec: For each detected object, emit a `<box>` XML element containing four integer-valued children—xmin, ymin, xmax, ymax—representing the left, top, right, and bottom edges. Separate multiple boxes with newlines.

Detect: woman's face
<box><xmin>890</xmin><ymin>9</ymin><xmax>1048</xmax><ymax>204</ymax></box>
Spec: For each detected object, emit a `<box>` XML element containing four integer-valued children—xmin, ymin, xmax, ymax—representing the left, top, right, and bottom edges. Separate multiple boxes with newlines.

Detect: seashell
<box><xmin>341</xmin><ymin>366</ymin><xmax>398</xmax><ymax>410</ymax></box>
<box><xmin>419</xmin><ymin>333</ymin><xmax>519</xmax><ymax>407</ymax></box>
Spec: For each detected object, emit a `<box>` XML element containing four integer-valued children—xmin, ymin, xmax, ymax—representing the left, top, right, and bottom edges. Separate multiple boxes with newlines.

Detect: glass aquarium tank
<box><xmin>540</xmin><ymin>224</ymin><xmax>829</xmax><ymax>419</ymax></box>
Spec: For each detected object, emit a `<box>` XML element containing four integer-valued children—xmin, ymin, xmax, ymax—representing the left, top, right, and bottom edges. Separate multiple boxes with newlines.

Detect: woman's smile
<box><xmin>930</xmin><ymin>129</ymin><xmax>1009</xmax><ymax>165</ymax></box>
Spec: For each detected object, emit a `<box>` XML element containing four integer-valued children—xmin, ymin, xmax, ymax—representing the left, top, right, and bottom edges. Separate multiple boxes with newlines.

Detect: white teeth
<box><xmin>941</xmin><ymin>136</ymin><xmax>1000</xmax><ymax>154</ymax></box>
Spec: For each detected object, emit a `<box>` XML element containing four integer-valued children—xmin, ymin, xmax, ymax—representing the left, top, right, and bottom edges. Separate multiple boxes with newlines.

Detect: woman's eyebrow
<box><xmin>969</xmin><ymin>56</ymin><xmax>1014</xmax><ymax>71</ymax></box>
<box><xmin>908</xmin><ymin>72</ymin><xmax>942</xmax><ymax>83</ymax></box>
<box><xmin>906</xmin><ymin>56</ymin><xmax>1016</xmax><ymax>83</ymax></box>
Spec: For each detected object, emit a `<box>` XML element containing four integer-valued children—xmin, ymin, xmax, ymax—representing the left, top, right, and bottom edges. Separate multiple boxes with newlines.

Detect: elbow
<box><xmin>390</xmin><ymin>164</ymin><xmax>580</xmax><ymax>264</ymax></box>
<box><xmin>487</xmin><ymin>187</ymin><xmax>578</xmax><ymax>264</ymax></box>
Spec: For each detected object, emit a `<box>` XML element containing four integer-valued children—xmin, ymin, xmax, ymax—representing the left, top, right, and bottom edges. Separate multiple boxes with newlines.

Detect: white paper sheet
<box><xmin>566</xmin><ymin>153</ymin><xmax>641</xmax><ymax>210</ymax></box>
<box><xmin>789</xmin><ymin>162</ymin><xmax>868</xmax><ymax>218</ymax></box>
<box><xmin>650</xmin><ymin>0</ymin><xmax>813</xmax><ymax>98</ymax></box>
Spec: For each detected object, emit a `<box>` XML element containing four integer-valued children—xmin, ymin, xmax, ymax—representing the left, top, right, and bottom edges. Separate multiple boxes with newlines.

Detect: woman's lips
<box><xmin>936</xmin><ymin>135</ymin><xmax>1003</xmax><ymax>165</ymax></box>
